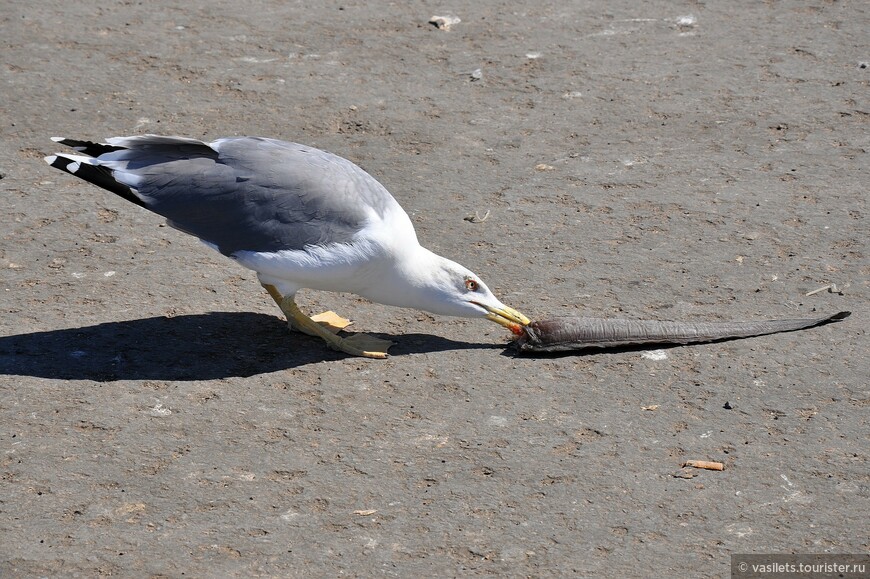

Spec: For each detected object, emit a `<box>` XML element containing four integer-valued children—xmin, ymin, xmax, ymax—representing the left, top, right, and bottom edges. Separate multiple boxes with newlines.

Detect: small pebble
<box><xmin>429</xmin><ymin>15</ymin><xmax>461</xmax><ymax>31</ymax></box>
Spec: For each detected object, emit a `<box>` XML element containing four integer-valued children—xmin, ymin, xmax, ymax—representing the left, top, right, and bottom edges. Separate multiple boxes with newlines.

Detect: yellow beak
<box><xmin>473</xmin><ymin>301</ymin><xmax>532</xmax><ymax>333</ymax></box>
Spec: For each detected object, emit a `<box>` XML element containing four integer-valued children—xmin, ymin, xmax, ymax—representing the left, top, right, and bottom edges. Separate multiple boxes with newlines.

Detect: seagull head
<box><xmin>377</xmin><ymin>249</ymin><xmax>531</xmax><ymax>333</ymax></box>
<box><xmin>460</xmin><ymin>272</ymin><xmax>531</xmax><ymax>335</ymax></box>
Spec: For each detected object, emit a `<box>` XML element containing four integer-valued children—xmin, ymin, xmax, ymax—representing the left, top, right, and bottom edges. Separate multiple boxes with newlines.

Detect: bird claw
<box><xmin>313</xmin><ymin>312</ymin><xmax>392</xmax><ymax>358</ymax></box>
<box><xmin>287</xmin><ymin>310</ymin><xmax>352</xmax><ymax>336</ymax></box>
<box><xmin>261</xmin><ymin>284</ymin><xmax>392</xmax><ymax>359</ymax></box>
<box><xmin>336</xmin><ymin>333</ymin><xmax>395</xmax><ymax>359</ymax></box>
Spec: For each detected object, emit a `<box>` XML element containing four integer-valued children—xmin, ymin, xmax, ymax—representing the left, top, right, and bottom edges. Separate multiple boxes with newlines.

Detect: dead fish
<box><xmin>512</xmin><ymin>311</ymin><xmax>851</xmax><ymax>353</ymax></box>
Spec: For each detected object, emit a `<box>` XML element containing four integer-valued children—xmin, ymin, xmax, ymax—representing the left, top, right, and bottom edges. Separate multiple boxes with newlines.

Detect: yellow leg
<box><xmin>263</xmin><ymin>284</ymin><xmax>350</xmax><ymax>335</ymax></box>
<box><xmin>262</xmin><ymin>284</ymin><xmax>394</xmax><ymax>359</ymax></box>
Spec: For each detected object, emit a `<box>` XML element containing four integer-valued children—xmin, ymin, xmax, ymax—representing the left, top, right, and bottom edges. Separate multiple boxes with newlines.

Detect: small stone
<box><xmin>429</xmin><ymin>15</ymin><xmax>461</xmax><ymax>31</ymax></box>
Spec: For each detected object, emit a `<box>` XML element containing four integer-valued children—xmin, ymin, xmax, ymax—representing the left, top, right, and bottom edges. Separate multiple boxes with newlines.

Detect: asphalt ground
<box><xmin>2</xmin><ymin>1</ymin><xmax>867</xmax><ymax>576</ymax></box>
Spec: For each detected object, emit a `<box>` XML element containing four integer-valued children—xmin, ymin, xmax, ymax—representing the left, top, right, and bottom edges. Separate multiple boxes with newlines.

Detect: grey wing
<box><xmin>92</xmin><ymin>136</ymin><xmax>398</xmax><ymax>255</ymax></box>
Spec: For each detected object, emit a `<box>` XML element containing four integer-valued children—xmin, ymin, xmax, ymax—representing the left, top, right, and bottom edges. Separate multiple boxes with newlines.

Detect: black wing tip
<box><xmin>44</xmin><ymin>153</ymin><xmax>79</xmax><ymax>172</ymax></box>
<box><xmin>44</xmin><ymin>154</ymin><xmax>62</xmax><ymax>168</ymax></box>
<box><xmin>829</xmin><ymin>311</ymin><xmax>851</xmax><ymax>321</ymax></box>
<box><xmin>50</xmin><ymin>137</ymin><xmax>94</xmax><ymax>151</ymax></box>
<box><xmin>44</xmin><ymin>152</ymin><xmax>146</xmax><ymax>209</ymax></box>
<box><xmin>49</xmin><ymin>137</ymin><xmax>126</xmax><ymax>156</ymax></box>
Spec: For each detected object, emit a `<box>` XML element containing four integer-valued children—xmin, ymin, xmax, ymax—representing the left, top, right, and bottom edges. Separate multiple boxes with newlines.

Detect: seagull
<box><xmin>44</xmin><ymin>135</ymin><xmax>530</xmax><ymax>358</ymax></box>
